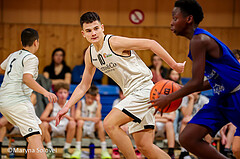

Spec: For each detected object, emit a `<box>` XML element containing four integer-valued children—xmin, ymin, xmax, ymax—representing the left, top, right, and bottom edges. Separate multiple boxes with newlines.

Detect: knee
<box><xmin>135</xmin><ymin>141</ymin><xmax>150</xmax><ymax>153</ymax></box>
<box><xmin>179</xmin><ymin>131</ymin><xmax>189</xmax><ymax>147</ymax></box>
<box><xmin>68</xmin><ymin>120</ymin><xmax>76</xmax><ymax>130</ymax></box>
<box><xmin>77</xmin><ymin>120</ymin><xmax>84</xmax><ymax>128</ymax></box>
<box><xmin>41</xmin><ymin>121</ymin><xmax>49</xmax><ymax>130</ymax></box>
<box><xmin>103</xmin><ymin>118</ymin><xmax>115</xmax><ymax>133</ymax></box>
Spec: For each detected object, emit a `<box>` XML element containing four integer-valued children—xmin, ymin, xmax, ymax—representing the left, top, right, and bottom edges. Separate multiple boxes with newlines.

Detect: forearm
<box><xmin>23</xmin><ymin>74</ymin><xmax>48</xmax><ymax>95</ymax></box>
<box><xmin>51</xmin><ymin>79</ymin><xmax>65</xmax><ymax>85</ymax></box>
<box><xmin>41</xmin><ymin>116</ymin><xmax>55</xmax><ymax>122</ymax></box>
<box><xmin>65</xmin><ymin>83</ymin><xmax>90</xmax><ymax>109</ymax></box>
<box><xmin>150</xmin><ymin>40</ymin><xmax>177</xmax><ymax>70</ymax></box>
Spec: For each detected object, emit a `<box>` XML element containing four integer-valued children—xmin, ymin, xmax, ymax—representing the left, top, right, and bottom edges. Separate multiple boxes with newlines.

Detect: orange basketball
<box><xmin>150</xmin><ymin>80</ymin><xmax>182</xmax><ymax>113</ymax></box>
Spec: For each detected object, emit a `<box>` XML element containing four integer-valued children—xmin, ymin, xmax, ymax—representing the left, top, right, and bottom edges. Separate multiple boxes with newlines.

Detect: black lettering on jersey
<box><xmin>97</xmin><ymin>54</ymin><xmax>105</xmax><ymax>65</ymax></box>
<box><xmin>7</xmin><ymin>58</ymin><xmax>16</xmax><ymax>75</ymax></box>
<box><xmin>164</xmin><ymin>88</ymin><xmax>171</xmax><ymax>95</ymax></box>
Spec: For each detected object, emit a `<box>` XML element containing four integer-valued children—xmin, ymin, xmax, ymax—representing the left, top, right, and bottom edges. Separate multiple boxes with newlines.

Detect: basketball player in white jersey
<box><xmin>56</xmin><ymin>12</ymin><xmax>185</xmax><ymax>159</ymax></box>
<box><xmin>0</xmin><ymin>28</ymin><xmax>57</xmax><ymax>159</ymax></box>
<box><xmin>40</xmin><ymin>82</ymin><xmax>76</xmax><ymax>159</ymax></box>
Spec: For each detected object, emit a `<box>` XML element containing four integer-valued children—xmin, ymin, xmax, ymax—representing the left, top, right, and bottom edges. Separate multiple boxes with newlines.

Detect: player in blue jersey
<box><xmin>150</xmin><ymin>0</ymin><xmax>240</xmax><ymax>158</ymax></box>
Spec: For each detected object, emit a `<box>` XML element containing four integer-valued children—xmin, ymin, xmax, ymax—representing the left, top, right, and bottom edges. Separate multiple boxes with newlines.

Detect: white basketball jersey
<box><xmin>81</xmin><ymin>99</ymin><xmax>98</xmax><ymax>118</ymax></box>
<box><xmin>90</xmin><ymin>35</ymin><xmax>153</xmax><ymax>96</ymax></box>
<box><xmin>50</xmin><ymin>101</ymin><xmax>70</xmax><ymax>126</ymax></box>
<box><xmin>0</xmin><ymin>50</ymin><xmax>38</xmax><ymax>105</ymax></box>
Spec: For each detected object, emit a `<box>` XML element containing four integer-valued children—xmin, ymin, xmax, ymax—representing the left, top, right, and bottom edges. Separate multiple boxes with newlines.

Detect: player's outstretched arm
<box><xmin>109</xmin><ymin>36</ymin><xmax>185</xmax><ymax>73</ymax></box>
<box><xmin>56</xmin><ymin>48</ymin><xmax>96</xmax><ymax>126</ymax></box>
<box><xmin>23</xmin><ymin>73</ymin><xmax>57</xmax><ymax>103</ymax></box>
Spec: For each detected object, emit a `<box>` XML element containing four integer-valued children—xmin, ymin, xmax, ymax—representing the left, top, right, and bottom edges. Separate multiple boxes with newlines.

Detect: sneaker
<box><xmin>168</xmin><ymin>153</ymin><xmax>175</xmax><ymax>159</ymax></box>
<box><xmin>101</xmin><ymin>150</ymin><xmax>112</xmax><ymax>159</ymax></box>
<box><xmin>46</xmin><ymin>148</ymin><xmax>55</xmax><ymax>159</ymax></box>
<box><xmin>63</xmin><ymin>149</ymin><xmax>71</xmax><ymax>158</ymax></box>
<box><xmin>111</xmin><ymin>148</ymin><xmax>120</xmax><ymax>159</ymax></box>
<box><xmin>70</xmin><ymin>149</ymin><xmax>81</xmax><ymax>159</ymax></box>
<box><xmin>135</xmin><ymin>148</ymin><xmax>142</xmax><ymax>159</ymax></box>
<box><xmin>223</xmin><ymin>149</ymin><xmax>236</xmax><ymax>159</ymax></box>
<box><xmin>179</xmin><ymin>151</ymin><xmax>192</xmax><ymax>159</ymax></box>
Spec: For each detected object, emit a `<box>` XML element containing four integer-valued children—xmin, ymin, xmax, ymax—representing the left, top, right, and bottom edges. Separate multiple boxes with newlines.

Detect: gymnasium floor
<box><xmin>1</xmin><ymin>147</ymin><xmax>187</xmax><ymax>159</ymax></box>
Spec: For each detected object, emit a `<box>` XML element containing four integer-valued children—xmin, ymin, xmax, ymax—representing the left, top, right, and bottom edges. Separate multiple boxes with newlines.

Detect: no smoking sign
<box><xmin>129</xmin><ymin>9</ymin><xmax>144</xmax><ymax>24</ymax></box>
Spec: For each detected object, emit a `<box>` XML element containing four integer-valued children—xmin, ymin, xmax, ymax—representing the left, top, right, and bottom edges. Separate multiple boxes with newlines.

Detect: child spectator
<box><xmin>43</xmin><ymin>48</ymin><xmax>71</xmax><ymax>86</ymax></box>
<box><xmin>71</xmin><ymin>85</ymin><xmax>111</xmax><ymax>159</ymax></box>
<box><xmin>40</xmin><ymin>83</ymin><xmax>76</xmax><ymax>159</ymax></box>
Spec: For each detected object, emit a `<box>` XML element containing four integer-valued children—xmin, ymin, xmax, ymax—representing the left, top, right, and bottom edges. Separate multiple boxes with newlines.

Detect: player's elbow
<box><xmin>22</xmin><ymin>74</ymin><xmax>33</xmax><ymax>84</ymax></box>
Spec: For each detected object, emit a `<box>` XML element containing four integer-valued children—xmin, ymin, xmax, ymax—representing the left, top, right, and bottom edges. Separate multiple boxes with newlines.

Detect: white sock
<box><xmin>64</xmin><ymin>142</ymin><xmax>71</xmax><ymax>150</ymax></box>
<box><xmin>101</xmin><ymin>141</ymin><xmax>107</xmax><ymax>151</ymax></box>
<box><xmin>112</xmin><ymin>144</ymin><xmax>117</xmax><ymax>149</ymax></box>
<box><xmin>75</xmin><ymin>141</ymin><xmax>81</xmax><ymax>150</ymax></box>
<box><xmin>181</xmin><ymin>147</ymin><xmax>187</xmax><ymax>152</ymax></box>
<box><xmin>46</xmin><ymin>142</ymin><xmax>53</xmax><ymax>150</ymax></box>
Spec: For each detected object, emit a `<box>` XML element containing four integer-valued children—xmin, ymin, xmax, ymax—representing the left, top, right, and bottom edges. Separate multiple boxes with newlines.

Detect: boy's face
<box><xmin>81</xmin><ymin>20</ymin><xmax>105</xmax><ymax>44</ymax></box>
<box><xmin>85</xmin><ymin>94</ymin><xmax>96</xmax><ymax>105</ymax></box>
<box><xmin>56</xmin><ymin>88</ymin><xmax>69</xmax><ymax>101</ymax></box>
<box><xmin>170</xmin><ymin>7</ymin><xmax>189</xmax><ymax>36</ymax></box>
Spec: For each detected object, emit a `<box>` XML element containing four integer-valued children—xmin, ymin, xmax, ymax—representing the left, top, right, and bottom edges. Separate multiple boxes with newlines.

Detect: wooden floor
<box><xmin>1</xmin><ymin>147</ymin><xmax>191</xmax><ymax>159</ymax></box>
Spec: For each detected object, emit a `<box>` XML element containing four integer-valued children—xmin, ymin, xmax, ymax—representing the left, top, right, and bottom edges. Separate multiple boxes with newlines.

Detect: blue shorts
<box><xmin>189</xmin><ymin>90</ymin><xmax>240</xmax><ymax>137</ymax></box>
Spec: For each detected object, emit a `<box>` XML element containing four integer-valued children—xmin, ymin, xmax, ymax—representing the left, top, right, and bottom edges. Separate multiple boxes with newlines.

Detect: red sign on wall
<box><xmin>129</xmin><ymin>9</ymin><xmax>144</xmax><ymax>24</ymax></box>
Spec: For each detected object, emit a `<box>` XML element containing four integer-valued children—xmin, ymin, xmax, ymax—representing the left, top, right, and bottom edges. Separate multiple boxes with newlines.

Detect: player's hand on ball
<box><xmin>55</xmin><ymin>106</ymin><xmax>69</xmax><ymax>126</ymax></box>
<box><xmin>44</xmin><ymin>92</ymin><xmax>57</xmax><ymax>103</ymax></box>
<box><xmin>174</xmin><ymin>61</ymin><xmax>186</xmax><ymax>73</ymax></box>
<box><xmin>149</xmin><ymin>94</ymin><xmax>171</xmax><ymax>115</ymax></box>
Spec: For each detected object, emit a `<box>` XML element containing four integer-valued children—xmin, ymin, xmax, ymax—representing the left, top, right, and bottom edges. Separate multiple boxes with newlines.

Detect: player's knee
<box><xmin>103</xmin><ymin>118</ymin><xmax>114</xmax><ymax>133</ymax></box>
<box><xmin>77</xmin><ymin>120</ymin><xmax>84</xmax><ymax>128</ymax></box>
<box><xmin>179</xmin><ymin>132</ymin><xmax>189</xmax><ymax>147</ymax></box>
<box><xmin>135</xmin><ymin>142</ymin><xmax>150</xmax><ymax>153</ymax></box>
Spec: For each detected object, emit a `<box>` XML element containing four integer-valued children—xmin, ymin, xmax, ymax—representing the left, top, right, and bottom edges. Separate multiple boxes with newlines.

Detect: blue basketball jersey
<box><xmin>188</xmin><ymin>28</ymin><xmax>240</xmax><ymax>96</ymax></box>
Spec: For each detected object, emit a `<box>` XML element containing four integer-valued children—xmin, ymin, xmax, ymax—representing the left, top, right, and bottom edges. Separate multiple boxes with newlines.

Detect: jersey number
<box><xmin>7</xmin><ymin>58</ymin><xmax>16</xmax><ymax>75</ymax></box>
<box><xmin>97</xmin><ymin>54</ymin><xmax>105</xmax><ymax>65</ymax></box>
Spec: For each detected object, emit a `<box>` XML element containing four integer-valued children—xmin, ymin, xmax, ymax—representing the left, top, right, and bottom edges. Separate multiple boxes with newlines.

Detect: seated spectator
<box><xmin>149</xmin><ymin>54</ymin><xmax>168</xmax><ymax>83</ymax></box>
<box><xmin>219</xmin><ymin>123</ymin><xmax>237</xmax><ymax>159</ymax></box>
<box><xmin>40</xmin><ymin>83</ymin><xmax>76</xmax><ymax>159</ymax></box>
<box><xmin>232</xmin><ymin>49</ymin><xmax>240</xmax><ymax>63</ymax></box>
<box><xmin>178</xmin><ymin>92</ymin><xmax>209</xmax><ymax>159</ymax></box>
<box><xmin>111</xmin><ymin>88</ymin><xmax>142</xmax><ymax>159</ymax></box>
<box><xmin>155</xmin><ymin>111</ymin><xmax>176</xmax><ymax>159</ymax></box>
<box><xmin>166</xmin><ymin>68</ymin><xmax>182</xmax><ymax>84</ymax></box>
<box><xmin>72</xmin><ymin>48</ymin><xmax>103</xmax><ymax>85</ymax></box>
<box><xmin>43</xmin><ymin>48</ymin><xmax>71</xmax><ymax>87</ymax></box>
<box><xmin>71</xmin><ymin>85</ymin><xmax>111</xmax><ymax>159</ymax></box>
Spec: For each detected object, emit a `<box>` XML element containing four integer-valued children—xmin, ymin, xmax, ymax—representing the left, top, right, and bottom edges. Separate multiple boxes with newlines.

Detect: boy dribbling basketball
<box><xmin>151</xmin><ymin>0</ymin><xmax>240</xmax><ymax>158</ymax></box>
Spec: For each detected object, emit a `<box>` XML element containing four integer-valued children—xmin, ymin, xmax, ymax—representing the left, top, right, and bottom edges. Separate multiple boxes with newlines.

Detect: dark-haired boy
<box><xmin>71</xmin><ymin>85</ymin><xmax>111</xmax><ymax>159</ymax></box>
<box><xmin>40</xmin><ymin>83</ymin><xmax>76</xmax><ymax>159</ymax></box>
<box><xmin>151</xmin><ymin>0</ymin><xmax>240</xmax><ymax>158</ymax></box>
<box><xmin>0</xmin><ymin>28</ymin><xmax>57</xmax><ymax>159</ymax></box>
<box><xmin>56</xmin><ymin>12</ymin><xmax>185</xmax><ymax>159</ymax></box>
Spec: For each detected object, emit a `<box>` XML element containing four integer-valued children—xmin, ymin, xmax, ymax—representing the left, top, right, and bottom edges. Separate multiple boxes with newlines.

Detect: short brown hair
<box><xmin>86</xmin><ymin>85</ymin><xmax>99</xmax><ymax>96</ymax></box>
<box><xmin>232</xmin><ymin>49</ymin><xmax>240</xmax><ymax>60</ymax></box>
<box><xmin>54</xmin><ymin>82</ymin><xmax>70</xmax><ymax>93</ymax></box>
